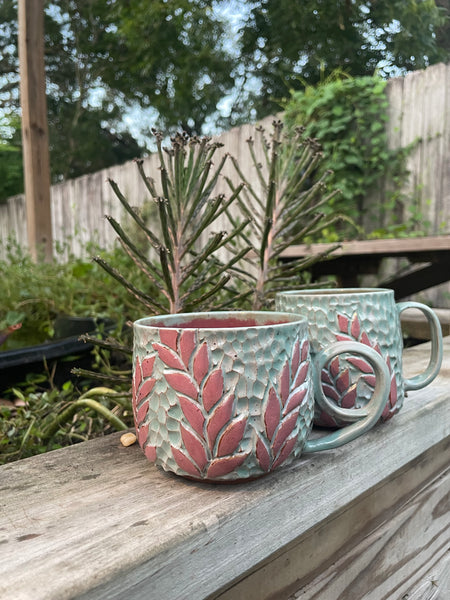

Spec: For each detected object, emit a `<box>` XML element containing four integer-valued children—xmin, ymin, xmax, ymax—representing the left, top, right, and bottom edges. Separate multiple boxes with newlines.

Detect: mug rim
<box><xmin>134</xmin><ymin>310</ymin><xmax>308</xmax><ymax>332</ymax></box>
<box><xmin>277</xmin><ymin>287</ymin><xmax>394</xmax><ymax>297</ymax></box>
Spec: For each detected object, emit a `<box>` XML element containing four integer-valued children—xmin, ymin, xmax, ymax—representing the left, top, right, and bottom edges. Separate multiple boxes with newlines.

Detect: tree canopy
<box><xmin>237</xmin><ymin>0</ymin><xmax>449</xmax><ymax>117</ymax></box>
<box><xmin>0</xmin><ymin>0</ymin><xmax>235</xmax><ymax>194</ymax></box>
<box><xmin>0</xmin><ymin>0</ymin><xmax>448</xmax><ymax>200</ymax></box>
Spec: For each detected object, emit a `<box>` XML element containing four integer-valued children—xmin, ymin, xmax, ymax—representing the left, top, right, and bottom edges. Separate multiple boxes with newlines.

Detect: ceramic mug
<box><xmin>276</xmin><ymin>288</ymin><xmax>443</xmax><ymax>426</ymax></box>
<box><xmin>132</xmin><ymin>311</ymin><xmax>389</xmax><ymax>482</ymax></box>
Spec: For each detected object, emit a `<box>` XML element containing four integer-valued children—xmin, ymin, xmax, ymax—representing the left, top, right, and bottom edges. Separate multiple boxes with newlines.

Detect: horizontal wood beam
<box><xmin>282</xmin><ymin>235</ymin><xmax>450</xmax><ymax>259</ymax></box>
<box><xmin>0</xmin><ymin>338</ymin><xmax>449</xmax><ymax>599</ymax></box>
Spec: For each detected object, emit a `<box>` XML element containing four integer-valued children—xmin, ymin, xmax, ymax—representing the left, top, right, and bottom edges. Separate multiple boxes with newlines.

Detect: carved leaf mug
<box><xmin>132</xmin><ymin>311</ymin><xmax>389</xmax><ymax>482</ymax></box>
<box><xmin>276</xmin><ymin>288</ymin><xmax>443</xmax><ymax>427</ymax></box>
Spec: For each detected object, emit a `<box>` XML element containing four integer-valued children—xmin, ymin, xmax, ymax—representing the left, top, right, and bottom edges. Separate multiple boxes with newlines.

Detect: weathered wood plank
<box><xmin>0</xmin><ymin>338</ymin><xmax>449</xmax><ymax>600</ymax></box>
<box><xmin>401</xmin><ymin>308</ymin><xmax>450</xmax><ymax>339</ymax></box>
<box><xmin>418</xmin><ymin>63</ymin><xmax>447</xmax><ymax>232</ymax></box>
<box><xmin>17</xmin><ymin>0</ymin><xmax>52</xmax><ymax>261</ymax></box>
<box><xmin>284</xmin><ymin>461</ymin><xmax>450</xmax><ymax>600</ymax></box>
<box><xmin>282</xmin><ymin>235</ymin><xmax>450</xmax><ymax>259</ymax></box>
<box><xmin>215</xmin><ymin>440</ymin><xmax>450</xmax><ymax>600</ymax></box>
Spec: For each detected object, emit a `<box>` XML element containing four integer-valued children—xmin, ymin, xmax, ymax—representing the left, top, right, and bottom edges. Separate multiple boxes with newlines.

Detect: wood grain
<box><xmin>0</xmin><ymin>337</ymin><xmax>449</xmax><ymax>600</ymax></box>
<box><xmin>17</xmin><ymin>0</ymin><xmax>52</xmax><ymax>261</ymax></box>
<box><xmin>214</xmin><ymin>442</ymin><xmax>449</xmax><ymax>600</ymax></box>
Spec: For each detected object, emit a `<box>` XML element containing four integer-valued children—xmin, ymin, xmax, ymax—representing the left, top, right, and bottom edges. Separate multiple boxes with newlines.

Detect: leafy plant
<box><xmin>94</xmin><ymin>131</ymin><xmax>252</xmax><ymax>314</ymax></box>
<box><xmin>238</xmin><ymin>0</ymin><xmax>448</xmax><ymax>120</ymax></box>
<box><xmin>283</xmin><ymin>74</ymin><xmax>417</xmax><ymax>239</ymax></box>
<box><xmin>225</xmin><ymin>120</ymin><xmax>346</xmax><ymax>310</ymax></box>
<box><xmin>0</xmin><ymin>240</ymin><xmax>155</xmax><ymax>351</ymax></box>
<box><xmin>0</xmin><ymin>381</ymin><xmax>131</xmax><ymax>465</ymax></box>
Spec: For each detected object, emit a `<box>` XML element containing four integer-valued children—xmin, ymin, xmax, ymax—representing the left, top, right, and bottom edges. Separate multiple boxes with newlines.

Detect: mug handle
<box><xmin>397</xmin><ymin>302</ymin><xmax>443</xmax><ymax>391</ymax></box>
<box><xmin>304</xmin><ymin>342</ymin><xmax>390</xmax><ymax>453</ymax></box>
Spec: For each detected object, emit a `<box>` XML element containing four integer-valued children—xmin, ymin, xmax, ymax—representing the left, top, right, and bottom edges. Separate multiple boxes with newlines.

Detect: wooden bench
<box><xmin>281</xmin><ymin>235</ymin><xmax>450</xmax><ymax>300</ymax></box>
<box><xmin>1</xmin><ymin>337</ymin><xmax>449</xmax><ymax>600</ymax></box>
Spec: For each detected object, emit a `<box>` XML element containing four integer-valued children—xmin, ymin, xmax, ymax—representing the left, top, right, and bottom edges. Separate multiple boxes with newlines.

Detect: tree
<box><xmin>0</xmin><ymin>114</ymin><xmax>23</xmax><ymax>202</ymax></box>
<box><xmin>104</xmin><ymin>0</ymin><xmax>236</xmax><ymax>134</ymax></box>
<box><xmin>0</xmin><ymin>140</ymin><xmax>23</xmax><ymax>202</ymax></box>
<box><xmin>238</xmin><ymin>0</ymin><xmax>449</xmax><ymax>118</ymax></box>
<box><xmin>0</xmin><ymin>0</ymin><xmax>235</xmax><ymax>188</ymax></box>
<box><xmin>435</xmin><ymin>0</ymin><xmax>450</xmax><ymax>55</ymax></box>
<box><xmin>1</xmin><ymin>0</ymin><xmax>448</xmax><ymax>197</ymax></box>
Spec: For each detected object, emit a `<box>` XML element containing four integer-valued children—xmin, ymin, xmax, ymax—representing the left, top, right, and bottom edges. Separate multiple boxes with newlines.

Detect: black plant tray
<box><xmin>0</xmin><ymin>317</ymin><xmax>114</xmax><ymax>390</ymax></box>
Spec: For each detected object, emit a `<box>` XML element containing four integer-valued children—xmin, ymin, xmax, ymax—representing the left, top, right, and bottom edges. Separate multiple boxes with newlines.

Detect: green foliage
<box><xmin>0</xmin><ymin>240</ymin><xmax>153</xmax><ymax>350</ymax></box>
<box><xmin>108</xmin><ymin>0</ymin><xmax>236</xmax><ymax>133</ymax></box>
<box><xmin>0</xmin><ymin>114</ymin><xmax>23</xmax><ymax>202</ymax></box>
<box><xmin>2</xmin><ymin>0</ymin><xmax>448</xmax><ymax>184</ymax></box>
<box><xmin>225</xmin><ymin>120</ymin><xmax>345</xmax><ymax>309</ymax></box>
<box><xmin>0</xmin><ymin>1</ymin><xmax>147</xmax><ymax>183</ymax></box>
<box><xmin>96</xmin><ymin>132</ymin><xmax>251</xmax><ymax>314</ymax></box>
<box><xmin>0</xmin><ymin>0</ymin><xmax>235</xmax><ymax>184</ymax></box>
<box><xmin>47</xmin><ymin>97</ymin><xmax>145</xmax><ymax>181</ymax></box>
<box><xmin>238</xmin><ymin>0</ymin><xmax>449</xmax><ymax>119</ymax></box>
<box><xmin>0</xmin><ymin>242</ymin><xmax>143</xmax><ymax>463</ymax></box>
<box><xmin>0</xmin><ymin>142</ymin><xmax>23</xmax><ymax>202</ymax></box>
<box><xmin>283</xmin><ymin>74</ymin><xmax>417</xmax><ymax>238</ymax></box>
<box><xmin>0</xmin><ymin>382</ymin><xmax>132</xmax><ymax>464</ymax></box>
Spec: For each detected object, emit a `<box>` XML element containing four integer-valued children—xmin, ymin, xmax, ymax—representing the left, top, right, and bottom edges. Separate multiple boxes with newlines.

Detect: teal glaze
<box><xmin>396</xmin><ymin>301</ymin><xmax>443</xmax><ymax>391</ymax></box>
<box><xmin>276</xmin><ymin>288</ymin><xmax>443</xmax><ymax>426</ymax></box>
<box><xmin>132</xmin><ymin>311</ymin><xmax>389</xmax><ymax>482</ymax></box>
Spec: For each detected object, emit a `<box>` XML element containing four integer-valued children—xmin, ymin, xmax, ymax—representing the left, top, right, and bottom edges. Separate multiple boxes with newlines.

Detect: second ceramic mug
<box><xmin>132</xmin><ymin>311</ymin><xmax>389</xmax><ymax>482</ymax></box>
<box><xmin>276</xmin><ymin>288</ymin><xmax>443</xmax><ymax>426</ymax></box>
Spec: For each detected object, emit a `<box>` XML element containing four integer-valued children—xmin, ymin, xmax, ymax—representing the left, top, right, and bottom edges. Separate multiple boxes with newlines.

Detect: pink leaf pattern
<box><xmin>179</xmin><ymin>396</ymin><xmax>205</xmax><ymax>437</ymax></box>
<box><xmin>132</xmin><ymin>356</ymin><xmax>157</xmax><ymax>459</ymax></box>
<box><xmin>319</xmin><ymin>311</ymin><xmax>399</xmax><ymax>425</ymax></box>
<box><xmin>272</xmin><ymin>410</ymin><xmax>300</xmax><ymax>457</ymax></box>
<box><xmin>318</xmin><ymin>342</ymin><xmax>361</xmax><ymax>428</ymax></box>
<box><xmin>155</xmin><ymin>329</ymin><xmax>248</xmax><ymax>480</ymax></box>
<box><xmin>141</xmin><ymin>355</ymin><xmax>156</xmax><ymax>378</ymax></box>
<box><xmin>272</xmin><ymin>437</ymin><xmax>297</xmax><ymax>470</ymax></box>
<box><xmin>152</xmin><ymin>343</ymin><xmax>186</xmax><ymax>370</ymax></box>
<box><xmin>206</xmin><ymin>392</ymin><xmax>235</xmax><ymax>452</ymax></box>
<box><xmin>138</xmin><ymin>423</ymin><xmax>149</xmax><ymax>448</ymax></box>
<box><xmin>165</xmin><ymin>372</ymin><xmax>198</xmax><ymax>398</ymax></box>
<box><xmin>180</xmin><ymin>425</ymin><xmax>208</xmax><ymax>471</ymax></box>
<box><xmin>256</xmin><ymin>338</ymin><xmax>310</xmax><ymax>472</ymax></box>
<box><xmin>137</xmin><ymin>378</ymin><xmax>155</xmax><ymax>403</ymax></box>
<box><xmin>159</xmin><ymin>329</ymin><xmax>178</xmax><ymax>351</ymax></box>
<box><xmin>179</xmin><ymin>330</ymin><xmax>196</xmax><ymax>367</ymax></box>
<box><xmin>202</xmin><ymin>370</ymin><xmax>224</xmax><ymax>412</ymax></box>
<box><xmin>264</xmin><ymin>388</ymin><xmax>280</xmax><ymax>441</ymax></box>
<box><xmin>256</xmin><ymin>435</ymin><xmax>271</xmax><ymax>472</ymax></box>
<box><xmin>217</xmin><ymin>416</ymin><xmax>247</xmax><ymax>457</ymax></box>
<box><xmin>206</xmin><ymin>453</ymin><xmax>249</xmax><ymax>479</ymax></box>
<box><xmin>171</xmin><ymin>446</ymin><xmax>201</xmax><ymax>478</ymax></box>
<box><xmin>283</xmin><ymin>388</ymin><xmax>307</xmax><ymax>416</ymax></box>
<box><xmin>193</xmin><ymin>343</ymin><xmax>209</xmax><ymax>384</ymax></box>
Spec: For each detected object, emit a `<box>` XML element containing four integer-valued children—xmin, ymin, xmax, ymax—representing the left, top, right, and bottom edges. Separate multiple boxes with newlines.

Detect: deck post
<box><xmin>18</xmin><ymin>0</ymin><xmax>53</xmax><ymax>261</ymax></box>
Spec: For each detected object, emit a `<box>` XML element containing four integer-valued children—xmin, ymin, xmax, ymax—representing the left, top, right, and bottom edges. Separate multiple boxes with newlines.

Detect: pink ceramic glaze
<box><xmin>133</xmin><ymin>311</ymin><xmax>389</xmax><ymax>482</ymax></box>
<box><xmin>276</xmin><ymin>288</ymin><xmax>443</xmax><ymax>427</ymax></box>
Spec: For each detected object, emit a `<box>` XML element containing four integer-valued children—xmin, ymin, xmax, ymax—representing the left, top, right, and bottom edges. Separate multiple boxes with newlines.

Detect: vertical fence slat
<box><xmin>1</xmin><ymin>63</ymin><xmax>449</xmax><ymax>302</ymax></box>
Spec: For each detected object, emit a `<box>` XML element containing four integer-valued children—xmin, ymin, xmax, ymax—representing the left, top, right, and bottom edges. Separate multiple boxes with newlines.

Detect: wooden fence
<box><xmin>1</xmin><ymin>63</ymin><xmax>449</xmax><ymax>304</ymax></box>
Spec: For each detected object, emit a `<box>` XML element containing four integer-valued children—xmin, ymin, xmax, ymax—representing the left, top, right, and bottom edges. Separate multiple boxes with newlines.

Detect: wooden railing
<box><xmin>1</xmin><ymin>337</ymin><xmax>449</xmax><ymax>600</ymax></box>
